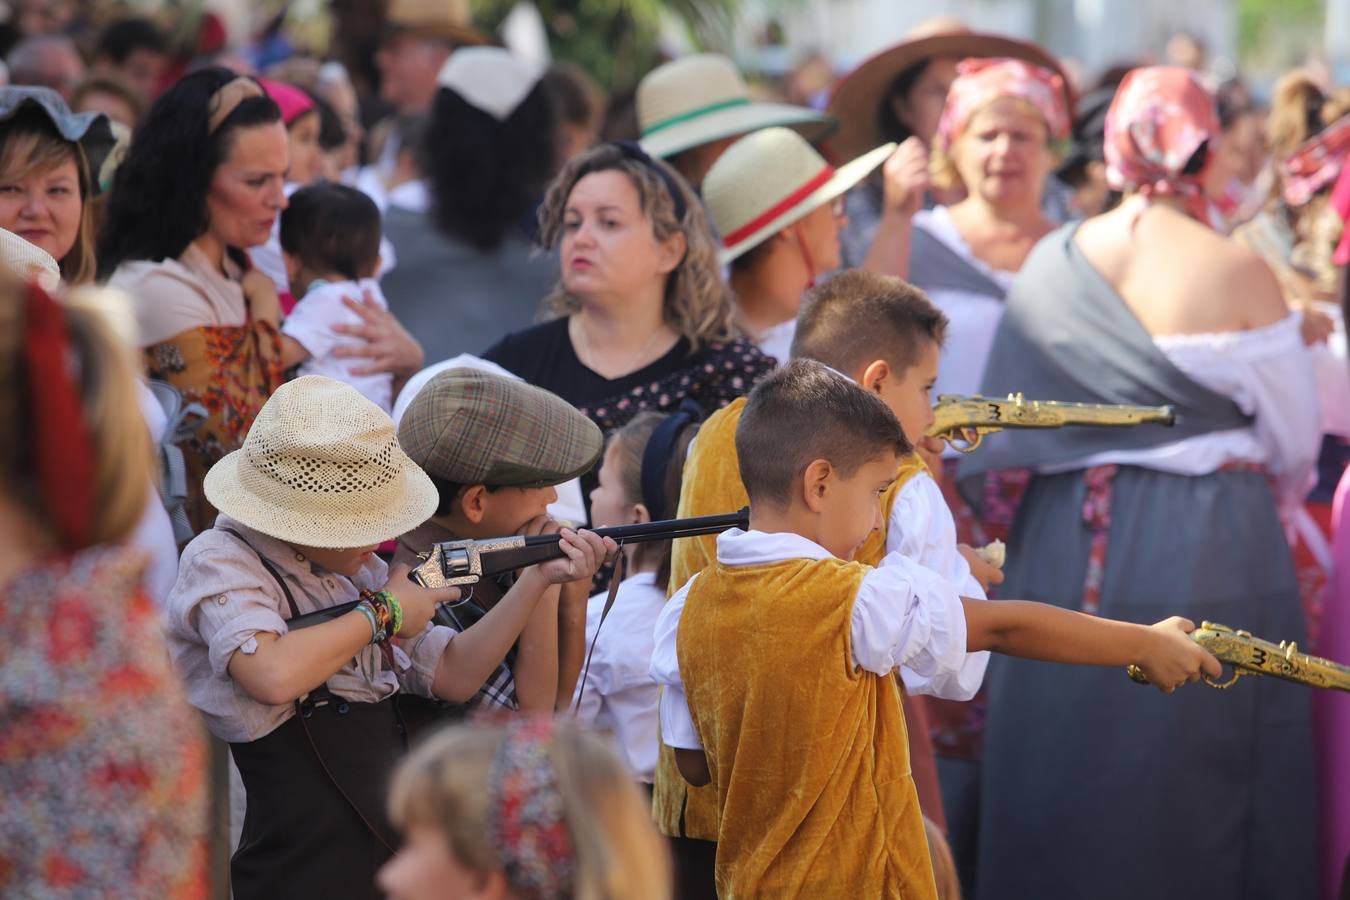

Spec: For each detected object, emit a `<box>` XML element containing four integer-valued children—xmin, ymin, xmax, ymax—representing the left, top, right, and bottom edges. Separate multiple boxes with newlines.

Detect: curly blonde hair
<box><xmin>537</xmin><ymin>143</ymin><xmax>738</xmax><ymax>351</ymax></box>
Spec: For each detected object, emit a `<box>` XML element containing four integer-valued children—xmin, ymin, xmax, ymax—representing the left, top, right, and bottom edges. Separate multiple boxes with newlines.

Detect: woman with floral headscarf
<box><xmin>959</xmin><ymin>67</ymin><xmax>1318</xmax><ymax>900</ymax></box>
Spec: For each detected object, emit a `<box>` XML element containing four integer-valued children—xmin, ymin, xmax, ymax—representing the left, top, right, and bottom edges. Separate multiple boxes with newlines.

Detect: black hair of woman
<box><xmin>422</xmin><ymin>77</ymin><xmax>557</xmax><ymax>254</ymax></box>
<box><xmin>96</xmin><ymin>67</ymin><xmax>282</xmax><ymax>277</ymax></box>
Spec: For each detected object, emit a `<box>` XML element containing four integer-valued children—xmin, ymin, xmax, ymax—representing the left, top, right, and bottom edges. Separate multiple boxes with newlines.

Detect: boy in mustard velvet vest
<box><xmin>652</xmin><ymin>271</ymin><xmax>995</xmax><ymax>884</ymax></box>
<box><xmin>649</xmin><ymin>360</ymin><xmax>1220</xmax><ymax>898</ymax></box>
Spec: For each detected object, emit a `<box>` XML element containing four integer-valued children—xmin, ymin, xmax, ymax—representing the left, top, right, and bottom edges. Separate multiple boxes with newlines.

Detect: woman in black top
<box><xmin>484</xmin><ymin>142</ymin><xmax>772</xmax><ymax>511</ymax></box>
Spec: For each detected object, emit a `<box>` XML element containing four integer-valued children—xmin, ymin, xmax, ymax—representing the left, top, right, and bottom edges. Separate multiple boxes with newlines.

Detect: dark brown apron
<box><xmin>218</xmin><ymin>529</ymin><xmax>408</xmax><ymax>900</ymax></box>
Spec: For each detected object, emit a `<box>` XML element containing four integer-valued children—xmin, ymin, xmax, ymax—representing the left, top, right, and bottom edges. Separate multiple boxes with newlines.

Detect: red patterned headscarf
<box><xmin>1279</xmin><ymin>113</ymin><xmax>1350</xmax><ymax>208</ymax></box>
<box><xmin>935</xmin><ymin>57</ymin><xmax>1071</xmax><ymax>153</ymax></box>
<box><xmin>1104</xmin><ymin>66</ymin><xmax>1219</xmax><ymax>223</ymax></box>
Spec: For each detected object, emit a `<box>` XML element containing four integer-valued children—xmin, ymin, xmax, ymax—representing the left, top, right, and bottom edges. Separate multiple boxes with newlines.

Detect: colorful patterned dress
<box><xmin>0</xmin><ymin>547</ymin><xmax>209</xmax><ymax>896</ymax></box>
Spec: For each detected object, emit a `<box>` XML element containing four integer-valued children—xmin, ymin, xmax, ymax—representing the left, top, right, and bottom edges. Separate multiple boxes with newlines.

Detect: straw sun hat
<box><xmin>205</xmin><ymin>376</ymin><xmax>439</xmax><ymax>549</ymax></box>
<box><xmin>827</xmin><ymin>26</ymin><xmax>1068</xmax><ymax>160</ymax></box>
<box><xmin>638</xmin><ymin>54</ymin><xmax>836</xmax><ymax>160</ymax></box>
<box><xmin>704</xmin><ymin>127</ymin><xmax>895</xmax><ymax>265</ymax></box>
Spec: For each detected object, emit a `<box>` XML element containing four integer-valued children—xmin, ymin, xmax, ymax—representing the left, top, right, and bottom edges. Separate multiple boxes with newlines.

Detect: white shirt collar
<box><xmin>714</xmin><ymin>528</ymin><xmax>834</xmax><ymax>567</ymax></box>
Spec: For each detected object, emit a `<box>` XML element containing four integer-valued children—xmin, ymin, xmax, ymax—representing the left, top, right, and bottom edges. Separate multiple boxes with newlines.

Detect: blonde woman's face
<box><xmin>378</xmin><ymin>823</ymin><xmax>505</xmax><ymax>900</ymax></box>
<box><xmin>560</xmin><ymin>170</ymin><xmax>683</xmax><ymax>306</ymax></box>
<box><xmin>949</xmin><ymin>96</ymin><xmax>1055</xmax><ymax>208</ymax></box>
<box><xmin>0</xmin><ymin>154</ymin><xmax>81</xmax><ymax>262</ymax></box>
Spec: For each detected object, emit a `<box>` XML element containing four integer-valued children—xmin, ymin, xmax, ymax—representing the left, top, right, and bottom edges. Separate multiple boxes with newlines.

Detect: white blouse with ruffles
<box><xmin>1043</xmin><ymin>313</ymin><xmax>1320</xmax><ymax>508</ymax></box>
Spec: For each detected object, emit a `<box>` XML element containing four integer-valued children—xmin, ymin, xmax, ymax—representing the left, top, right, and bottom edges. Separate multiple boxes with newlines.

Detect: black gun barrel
<box><xmin>287</xmin><ymin>508</ymin><xmax>749</xmax><ymax>631</ymax></box>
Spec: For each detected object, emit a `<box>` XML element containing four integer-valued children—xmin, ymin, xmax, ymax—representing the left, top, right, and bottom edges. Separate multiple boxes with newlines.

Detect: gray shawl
<box><xmin>908</xmin><ymin>217</ymin><xmax>1008</xmax><ymax>300</ymax></box>
<box><xmin>956</xmin><ymin>224</ymin><xmax>1252</xmax><ymax>496</ymax></box>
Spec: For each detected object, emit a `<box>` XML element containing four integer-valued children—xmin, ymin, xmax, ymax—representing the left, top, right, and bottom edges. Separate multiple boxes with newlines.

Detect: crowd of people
<box><xmin>1</xmin><ymin>4</ymin><xmax>1349</xmax><ymax>899</ymax></box>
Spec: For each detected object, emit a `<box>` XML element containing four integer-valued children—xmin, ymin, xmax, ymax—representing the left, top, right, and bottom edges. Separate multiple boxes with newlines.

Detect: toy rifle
<box><xmin>1126</xmin><ymin>622</ymin><xmax>1350</xmax><ymax>692</ymax></box>
<box><xmin>285</xmin><ymin>509</ymin><xmax>749</xmax><ymax>630</ymax></box>
<box><xmin>928</xmin><ymin>393</ymin><xmax>1176</xmax><ymax>453</ymax></box>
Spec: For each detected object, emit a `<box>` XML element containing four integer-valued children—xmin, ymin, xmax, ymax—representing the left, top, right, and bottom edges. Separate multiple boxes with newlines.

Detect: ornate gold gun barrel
<box><xmin>1126</xmin><ymin>622</ymin><xmax>1350</xmax><ymax>691</ymax></box>
<box><xmin>928</xmin><ymin>393</ymin><xmax>1176</xmax><ymax>453</ymax></box>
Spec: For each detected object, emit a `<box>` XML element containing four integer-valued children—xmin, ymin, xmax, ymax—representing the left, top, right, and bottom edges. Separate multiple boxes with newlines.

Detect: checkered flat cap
<box><xmin>398</xmin><ymin>368</ymin><xmax>602</xmax><ymax>487</ymax></box>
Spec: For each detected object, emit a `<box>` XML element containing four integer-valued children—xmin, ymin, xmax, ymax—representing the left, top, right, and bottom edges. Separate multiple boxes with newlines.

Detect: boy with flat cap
<box><xmin>396</xmin><ymin>367</ymin><xmax>604</xmax><ymax>717</ymax></box>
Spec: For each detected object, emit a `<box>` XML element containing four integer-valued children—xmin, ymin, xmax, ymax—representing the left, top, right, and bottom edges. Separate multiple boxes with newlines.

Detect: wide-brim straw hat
<box><xmin>827</xmin><ymin>29</ymin><xmax>1068</xmax><ymax>160</ymax></box>
<box><xmin>385</xmin><ymin>0</ymin><xmax>488</xmax><ymax>45</ymax></box>
<box><xmin>205</xmin><ymin>375</ymin><xmax>439</xmax><ymax>549</ymax></box>
<box><xmin>638</xmin><ymin>53</ymin><xmax>836</xmax><ymax>160</ymax></box>
<box><xmin>705</xmin><ymin>127</ymin><xmax>895</xmax><ymax>265</ymax></box>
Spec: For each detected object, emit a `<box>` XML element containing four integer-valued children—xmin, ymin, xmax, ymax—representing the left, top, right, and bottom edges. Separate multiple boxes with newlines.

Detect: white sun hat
<box><xmin>703</xmin><ymin>127</ymin><xmax>896</xmax><ymax>265</ymax></box>
<box><xmin>204</xmin><ymin>375</ymin><xmax>439</xmax><ymax>548</ymax></box>
<box><xmin>637</xmin><ymin>53</ymin><xmax>836</xmax><ymax>159</ymax></box>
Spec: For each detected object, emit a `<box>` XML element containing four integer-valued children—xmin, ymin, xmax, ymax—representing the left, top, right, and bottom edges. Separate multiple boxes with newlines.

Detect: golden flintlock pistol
<box><xmin>928</xmin><ymin>393</ymin><xmax>1176</xmax><ymax>453</ymax></box>
<box><xmin>1126</xmin><ymin>622</ymin><xmax>1350</xmax><ymax>692</ymax></box>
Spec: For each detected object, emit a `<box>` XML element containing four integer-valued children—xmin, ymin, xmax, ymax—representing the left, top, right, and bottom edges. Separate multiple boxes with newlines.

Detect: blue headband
<box><xmin>639</xmin><ymin>399</ymin><xmax>704</xmax><ymax>522</ymax></box>
<box><xmin>610</xmin><ymin>140</ymin><xmax>688</xmax><ymax>223</ymax></box>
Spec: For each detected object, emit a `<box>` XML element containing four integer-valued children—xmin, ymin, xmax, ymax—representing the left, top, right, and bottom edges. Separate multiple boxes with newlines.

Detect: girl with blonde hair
<box><xmin>484</xmin><ymin>141</ymin><xmax>773</xmax><ymax>520</ymax></box>
<box><xmin>380</xmin><ymin>716</ymin><xmax>672</xmax><ymax>899</ymax></box>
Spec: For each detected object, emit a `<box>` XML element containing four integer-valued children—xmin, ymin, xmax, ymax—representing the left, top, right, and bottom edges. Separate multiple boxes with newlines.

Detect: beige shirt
<box><xmin>166</xmin><ymin>515</ymin><xmax>454</xmax><ymax>743</ymax></box>
<box><xmin>111</xmin><ymin>242</ymin><xmax>249</xmax><ymax>347</ymax></box>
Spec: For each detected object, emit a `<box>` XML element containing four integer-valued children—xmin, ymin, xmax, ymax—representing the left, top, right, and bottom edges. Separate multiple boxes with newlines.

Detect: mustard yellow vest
<box><xmin>656</xmin><ymin>396</ymin><xmax>929</xmax><ymax>841</ymax></box>
<box><xmin>678</xmin><ymin>558</ymin><xmax>938</xmax><ymax>898</ymax></box>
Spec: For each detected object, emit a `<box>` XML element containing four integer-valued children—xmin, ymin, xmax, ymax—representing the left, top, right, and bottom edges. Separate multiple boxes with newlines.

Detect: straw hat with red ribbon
<box><xmin>827</xmin><ymin>22</ymin><xmax>1070</xmax><ymax>161</ymax></box>
<box><xmin>637</xmin><ymin>54</ymin><xmax>836</xmax><ymax>160</ymax></box>
<box><xmin>704</xmin><ymin>126</ymin><xmax>895</xmax><ymax>265</ymax></box>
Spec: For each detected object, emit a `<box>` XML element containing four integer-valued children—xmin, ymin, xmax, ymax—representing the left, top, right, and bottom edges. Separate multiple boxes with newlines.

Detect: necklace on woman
<box><xmin>572</xmin><ymin>315</ymin><xmax>672</xmax><ymax>379</ymax></box>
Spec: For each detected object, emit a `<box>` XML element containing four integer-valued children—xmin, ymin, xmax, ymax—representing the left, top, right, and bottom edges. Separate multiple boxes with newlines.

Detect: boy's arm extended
<box><xmin>962</xmin><ymin>599</ymin><xmax>1222</xmax><ymax>692</ymax></box>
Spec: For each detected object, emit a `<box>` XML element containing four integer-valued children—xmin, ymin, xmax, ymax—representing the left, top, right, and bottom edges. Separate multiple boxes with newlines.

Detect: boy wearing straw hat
<box><xmin>395</xmin><ymin>367</ymin><xmax>606</xmax><ymax>715</ymax></box>
<box><xmin>167</xmin><ymin>375</ymin><xmax>613</xmax><ymax>899</ymax></box>
<box><xmin>636</xmin><ymin>53</ymin><xmax>835</xmax><ymax>191</ymax></box>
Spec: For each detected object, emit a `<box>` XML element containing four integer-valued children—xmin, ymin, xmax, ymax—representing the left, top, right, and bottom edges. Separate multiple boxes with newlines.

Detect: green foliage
<box><xmin>475</xmin><ymin>0</ymin><xmax>738</xmax><ymax>90</ymax></box>
<box><xmin>1237</xmin><ymin>0</ymin><xmax>1322</xmax><ymax>63</ymax></box>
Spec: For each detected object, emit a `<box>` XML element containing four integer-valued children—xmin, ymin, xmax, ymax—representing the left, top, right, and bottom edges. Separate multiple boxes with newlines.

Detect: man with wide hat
<box><xmin>396</xmin><ymin>367</ymin><xmax>605</xmax><ymax>716</ymax></box>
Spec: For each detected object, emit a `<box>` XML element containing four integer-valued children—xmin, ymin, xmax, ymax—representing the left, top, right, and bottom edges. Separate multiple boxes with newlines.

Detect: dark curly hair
<box><xmin>97</xmin><ymin>68</ymin><xmax>282</xmax><ymax>277</ymax></box>
<box><xmin>422</xmin><ymin>80</ymin><xmax>557</xmax><ymax>253</ymax></box>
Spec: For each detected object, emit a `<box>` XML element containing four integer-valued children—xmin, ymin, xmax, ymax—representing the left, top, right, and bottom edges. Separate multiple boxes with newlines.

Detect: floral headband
<box><xmin>486</xmin><ymin>716</ymin><xmax>574</xmax><ymax>900</ymax></box>
<box><xmin>935</xmin><ymin>57</ymin><xmax>1071</xmax><ymax>153</ymax></box>
<box><xmin>1279</xmin><ymin>114</ymin><xmax>1350</xmax><ymax>208</ymax></box>
<box><xmin>1104</xmin><ymin>66</ymin><xmax>1219</xmax><ymax>224</ymax></box>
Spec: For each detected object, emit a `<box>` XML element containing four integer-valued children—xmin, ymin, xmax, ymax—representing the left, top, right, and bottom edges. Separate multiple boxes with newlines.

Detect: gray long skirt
<box><xmin>974</xmin><ymin>466</ymin><xmax>1316</xmax><ymax>900</ymax></box>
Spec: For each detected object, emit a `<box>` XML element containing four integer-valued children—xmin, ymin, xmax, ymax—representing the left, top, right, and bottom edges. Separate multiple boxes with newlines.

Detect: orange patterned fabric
<box><xmin>144</xmin><ymin>320</ymin><xmax>284</xmax><ymax>535</ymax></box>
<box><xmin>0</xmin><ymin>547</ymin><xmax>209</xmax><ymax>896</ymax></box>
<box><xmin>678</xmin><ymin>558</ymin><xmax>937</xmax><ymax>898</ymax></box>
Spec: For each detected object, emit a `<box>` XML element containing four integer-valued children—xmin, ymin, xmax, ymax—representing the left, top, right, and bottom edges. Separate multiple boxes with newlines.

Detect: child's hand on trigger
<box><xmin>1135</xmin><ymin>617</ymin><xmax>1223</xmax><ymax>693</ymax></box>
<box><xmin>536</xmin><ymin>529</ymin><xmax>617</xmax><ymax>585</ymax></box>
<box><xmin>383</xmin><ymin>562</ymin><xmax>463</xmax><ymax>637</ymax></box>
<box><xmin>958</xmin><ymin>543</ymin><xmax>1004</xmax><ymax>591</ymax></box>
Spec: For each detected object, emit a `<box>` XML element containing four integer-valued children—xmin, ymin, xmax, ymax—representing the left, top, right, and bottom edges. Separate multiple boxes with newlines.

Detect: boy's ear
<box><xmin>631</xmin><ymin>502</ymin><xmax>653</xmax><ymax>526</ymax></box>
<box><xmin>859</xmin><ymin>359</ymin><xmax>891</xmax><ymax>396</ymax></box>
<box><xmin>801</xmin><ymin>458</ymin><xmax>834</xmax><ymax>514</ymax></box>
<box><xmin>459</xmin><ymin>484</ymin><xmax>488</xmax><ymax>525</ymax></box>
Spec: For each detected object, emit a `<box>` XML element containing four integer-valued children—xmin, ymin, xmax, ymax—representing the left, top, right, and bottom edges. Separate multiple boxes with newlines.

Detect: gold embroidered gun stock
<box><xmin>928</xmin><ymin>393</ymin><xmax>1176</xmax><ymax>453</ymax></box>
<box><xmin>1126</xmin><ymin>622</ymin><xmax>1350</xmax><ymax>691</ymax></box>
